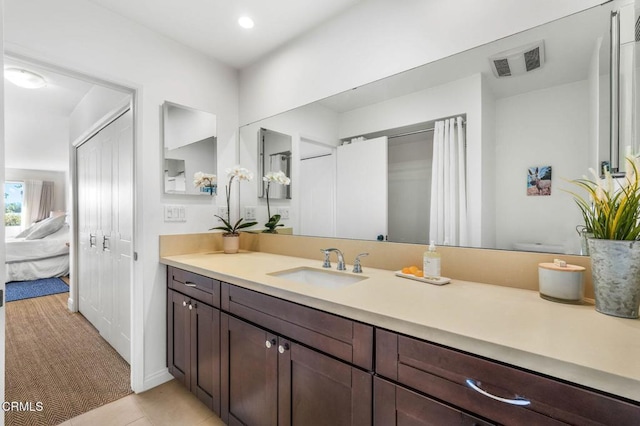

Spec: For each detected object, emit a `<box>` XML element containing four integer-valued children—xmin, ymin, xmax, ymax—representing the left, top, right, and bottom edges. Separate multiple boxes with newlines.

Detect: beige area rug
<box><xmin>5</xmin><ymin>292</ymin><xmax>132</xmax><ymax>425</ymax></box>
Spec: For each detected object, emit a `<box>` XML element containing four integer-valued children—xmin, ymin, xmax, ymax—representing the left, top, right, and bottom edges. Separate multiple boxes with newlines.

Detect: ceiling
<box><xmin>86</xmin><ymin>0</ymin><xmax>362</xmax><ymax>68</ymax></box>
<box><xmin>4</xmin><ymin>59</ymin><xmax>95</xmax><ymax>171</ymax></box>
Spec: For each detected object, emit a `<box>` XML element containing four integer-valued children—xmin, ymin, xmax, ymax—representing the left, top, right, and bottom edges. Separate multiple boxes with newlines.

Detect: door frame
<box><xmin>4</xmin><ymin>50</ymin><xmax>143</xmax><ymax>392</ymax></box>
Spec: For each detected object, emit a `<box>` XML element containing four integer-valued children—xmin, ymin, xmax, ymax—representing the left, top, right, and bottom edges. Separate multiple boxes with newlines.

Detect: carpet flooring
<box><xmin>5</xmin><ymin>292</ymin><xmax>132</xmax><ymax>425</ymax></box>
<box><xmin>6</xmin><ymin>278</ymin><xmax>69</xmax><ymax>302</ymax></box>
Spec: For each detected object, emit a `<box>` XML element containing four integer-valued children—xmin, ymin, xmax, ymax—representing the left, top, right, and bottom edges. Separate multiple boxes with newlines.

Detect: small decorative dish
<box><xmin>394</xmin><ymin>271</ymin><xmax>451</xmax><ymax>286</ymax></box>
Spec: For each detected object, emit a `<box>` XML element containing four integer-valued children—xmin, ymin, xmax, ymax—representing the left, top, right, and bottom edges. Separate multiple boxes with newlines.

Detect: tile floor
<box><xmin>57</xmin><ymin>380</ymin><xmax>225</xmax><ymax>426</ymax></box>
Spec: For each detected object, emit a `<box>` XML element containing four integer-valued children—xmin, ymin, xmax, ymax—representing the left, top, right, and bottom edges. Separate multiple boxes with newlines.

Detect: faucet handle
<box><xmin>352</xmin><ymin>253</ymin><xmax>369</xmax><ymax>273</ymax></box>
<box><xmin>320</xmin><ymin>249</ymin><xmax>332</xmax><ymax>268</ymax></box>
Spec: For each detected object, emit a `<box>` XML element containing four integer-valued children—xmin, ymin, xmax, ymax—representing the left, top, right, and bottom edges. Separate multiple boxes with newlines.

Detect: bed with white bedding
<box><xmin>5</xmin><ymin>220</ymin><xmax>70</xmax><ymax>283</ymax></box>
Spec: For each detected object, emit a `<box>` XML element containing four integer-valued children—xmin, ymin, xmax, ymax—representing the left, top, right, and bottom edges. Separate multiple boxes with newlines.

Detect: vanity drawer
<box><xmin>221</xmin><ymin>283</ymin><xmax>373</xmax><ymax>370</ymax></box>
<box><xmin>376</xmin><ymin>329</ymin><xmax>640</xmax><ymax>426</ymax></box>
<box><xmin>168</xmin><ymin>266</ymin><xmax>220</xmax><ymax>308</ymax></box>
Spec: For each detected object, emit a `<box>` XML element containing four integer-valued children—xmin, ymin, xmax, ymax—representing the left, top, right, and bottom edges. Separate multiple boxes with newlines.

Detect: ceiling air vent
<box><xmin>489</xmin><ymin>40</ymin><xmax>545</xmax><ymax>78</ymax></box>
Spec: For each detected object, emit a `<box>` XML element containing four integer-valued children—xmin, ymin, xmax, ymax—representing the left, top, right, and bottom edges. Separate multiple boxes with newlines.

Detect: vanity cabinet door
<box><xmin>222</xmin><ymin>314</ymin><xmax>278</xmax><ymax>426</ymax></box>
<box><xmin>167</xmin><ymin>289</ymin><xmax>190</xmax><ymax>387</ymax></box>
<box><xmin>167</xmin><ymin>288</ymin><xmax>221</xmax><ymax>416</ymax></box>
<box><xmin>283</xmin><ymin>339</ymin><xmax>372</xmax><ymax>426</ymax></box>
<box><xmin>374</xmin><ymin>377</ymin><xmax>494</xmax><ymax>426</ymax></box>
<box><xmin>190</xmin><ymin>300</ymin><xmax>221</xmax><ymax>415</ymax></box>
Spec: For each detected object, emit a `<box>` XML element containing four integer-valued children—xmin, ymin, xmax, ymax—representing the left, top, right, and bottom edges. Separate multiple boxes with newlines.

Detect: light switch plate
<box><xmin>244</xmin><ymin>206</ymin><xmax>257</xmax><ymax>221</ymax></box>
<box><xmin>164</xmin><ymin>205</ymin><xmax>186</xmax><ymax>222</ymax></box>
<box><xmin>277</xmin><ymin>207</ymin><xmax>290</xmax><ymax>220</ymax></box>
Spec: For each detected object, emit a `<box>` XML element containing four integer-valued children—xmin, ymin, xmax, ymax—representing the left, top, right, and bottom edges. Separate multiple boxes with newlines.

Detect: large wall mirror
<box><xmin>162</xmin><ymin>101</ymin><xmax>218</xmax><ymax>195</ymax></box>
<box><xmin>240</xmin><ymin>0</ymin><xmax>637</xmax><ymax>255</ymax></box>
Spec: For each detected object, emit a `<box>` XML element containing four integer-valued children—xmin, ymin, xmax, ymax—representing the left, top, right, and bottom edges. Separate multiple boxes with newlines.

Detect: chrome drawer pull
<box><xmin>185</xmin><ymin>281</ymin><xmax>197</xmax><ymax>287</ymax></box>
<box><xmin>465</xmin><ymin>379</ymin><xmax>531</xmax><ymax>406</ymax></box>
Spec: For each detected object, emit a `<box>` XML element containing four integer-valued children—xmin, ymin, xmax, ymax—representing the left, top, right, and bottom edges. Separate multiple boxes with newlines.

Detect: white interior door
<box><xmin>336</xmin><ymin>136</ymin><xmax>388</xmax><ymax>240</ymax></box>
<box><xmin>78</xmin><ymin>135</ymin><xmax>101</xmax><ymax>328</ymax></box>
<box><xmin>77</xmin><ymin>109</ymin><xmax>132</xmax><ymax>363</ymax></box>
<box><xmin>112</xmin><ymin>109</ymin><xmax>133</xmax><ymax>363</ymax></box>
<box><xmin>299</xmin><ymin>140</ymin><xmax>336</xmax><ymax>237</ymax></box>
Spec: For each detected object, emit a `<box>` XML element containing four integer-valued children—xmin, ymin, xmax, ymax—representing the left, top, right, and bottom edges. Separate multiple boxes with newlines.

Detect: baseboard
<box><xmin>139</xmin><ymin>368</ymin><xmax>173</xmax><ymax>393</ymax></box>
<box><xmin>67</xmin><ymin>296</ymin><xmax>76</xmax><ymax>312</ymax></box>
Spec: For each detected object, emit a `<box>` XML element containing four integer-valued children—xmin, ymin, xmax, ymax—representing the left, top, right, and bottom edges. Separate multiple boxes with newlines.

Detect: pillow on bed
<box><xmin>24</xmin><ymin>215</ymin><xmax>67</xmax><ymax>240</ymax></box>
<box><xmin>14</xmin><ymin>222</ymin><xmax>37</xmax><ymax>238</ymax></box>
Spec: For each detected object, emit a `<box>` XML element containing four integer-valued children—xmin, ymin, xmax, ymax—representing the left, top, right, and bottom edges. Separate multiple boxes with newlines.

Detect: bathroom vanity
<box><xmin>161</xmin><ymin>250</ymin><xmax>640</xmax><ymax>425</ymax></box>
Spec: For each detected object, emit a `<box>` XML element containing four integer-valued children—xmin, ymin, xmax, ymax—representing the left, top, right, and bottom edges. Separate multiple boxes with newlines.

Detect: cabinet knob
<box><xmin>182</xmin><ymin>301</ymin><xmax>187</xmax><ymax>307</ymax></box>
<box><xmin>188</xmin><ymin>303</ymin><xmax>193</xmax><ymax>310</ymax></box>
<box><xmin>265</xmin><ymin>339</ymin><xmax>276</xmax><ymax>349</ymax></box>
<box><xmin>278</xmin><ymin>343</ymin><xmax>290</xmax><ymax>354</ymax></box>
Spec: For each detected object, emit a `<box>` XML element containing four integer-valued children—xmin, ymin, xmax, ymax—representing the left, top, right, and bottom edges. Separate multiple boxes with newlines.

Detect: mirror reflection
<box><xmin>258</xmin><ymin>127</ymin><xmax>292</xmax><ymax>199</ymax></box>
<box><xmin>240</xmin><ymin>3</ymin><xmax>627</xmax><ymax>255</ymax></box>
<box><xmin>162</xmin><ymin>101</ymin><xmax>217</xmax><ymax>195</ymax></box>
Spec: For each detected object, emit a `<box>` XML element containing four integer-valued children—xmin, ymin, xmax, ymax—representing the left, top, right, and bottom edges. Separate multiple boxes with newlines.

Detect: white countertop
<box><xmin>160</xmin><ymin>250</ymin><xmax>640</xmax><ymax>402</ymax></box>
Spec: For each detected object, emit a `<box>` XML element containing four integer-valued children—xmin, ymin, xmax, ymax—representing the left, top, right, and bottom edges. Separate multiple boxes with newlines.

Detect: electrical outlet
<box><xmin>244</xmin><ymin>206</ymin><xmax>257</xmax><ymax>221</ymax></box>
<box><xmin>277</xmin><ymin>207</ymin><xmax>290</xmax><ymax>220</ymax></box>
<box><xmin>217</xmin><ymin>207</ymin><xmax>228</xmax><ymax>222</ymax></box>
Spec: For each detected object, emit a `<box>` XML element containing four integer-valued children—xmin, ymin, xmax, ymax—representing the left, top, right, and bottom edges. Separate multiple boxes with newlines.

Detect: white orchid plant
<box><xmin>567</xmin><ymin>155</ymin><xmax>640</xmax><ymax>240</ymax></box>
<box><xmin>193</xmin><ymin>172</ymin><xmax>217</xmax><ymax>195</ymax></box>
<box><xmin>210</xmin><ymin>166</ymin><xmax>257</xmax><ymax>235</ymax></box>
<box><xmin>262</xmin><ymin>170</ymin><xmax>291</xmax><ymax>233</ymax></box>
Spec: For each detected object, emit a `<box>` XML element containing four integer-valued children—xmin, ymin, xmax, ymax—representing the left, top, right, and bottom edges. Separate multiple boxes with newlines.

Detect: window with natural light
<box><xmin>5</xmin><ymin>181</ymin><xmax>24</xmax><ymax>236</ymax></box>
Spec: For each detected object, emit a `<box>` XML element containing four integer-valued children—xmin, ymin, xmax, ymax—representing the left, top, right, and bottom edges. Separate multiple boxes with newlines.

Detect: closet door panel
<box><xmin>98</xmin><ymin>126</ymin><xmax>115</xmax><ymax>342</ymax></box>
<box><xmin>77</xmin><ymin>139</ymin><xmax>91</xmax><ymax>317</ymax></box>
<box><xmin>113</xmin><ymin>109</ymin><xmax>133</xmax><ymax>363</ymax></box>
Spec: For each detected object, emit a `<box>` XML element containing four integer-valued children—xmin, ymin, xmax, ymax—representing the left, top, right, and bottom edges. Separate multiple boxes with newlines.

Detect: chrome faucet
<box><xmin>320</xmin><ymin>248</ymin><xmax>346</xmax><ymax>270</ymax></box>
<box><xmin>352</xmin><ymin>253</ymin><xmax>369</xmax><ymax>273</ymax></box>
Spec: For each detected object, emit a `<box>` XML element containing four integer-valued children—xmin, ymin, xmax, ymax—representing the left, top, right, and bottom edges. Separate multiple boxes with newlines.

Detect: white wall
<box><xmin>494</xmin><ymin>80</ymin><xmax>589</xmax><ymax>254</ymax></box>
<box><xmin>4</xmin><ymin>0</ymin><xmax>239</xmax><ymax>392</ymax></box>
<box><xmin>5</xmin><ymin>109</ymin><xmax>70</xmax><ymax>172</ymax></box>
<box><xmin>239</xmin><ymin>0</ymin><xmax>603</xmax><ymax>125</ymax></box>
<box><xmin>480</xmin><ymin>75</ymin><xmax>497</xmax><ymax>249</ymax></box>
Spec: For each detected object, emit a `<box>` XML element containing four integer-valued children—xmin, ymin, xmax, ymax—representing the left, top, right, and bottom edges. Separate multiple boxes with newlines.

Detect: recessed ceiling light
<box><xmin>238</xmin><ymin>16</ymin><xmax>254</xmax><ymax>29</ymax></box>
<box><xmin>4</xmin><ymin>68</ymin><xmax>47</xmax><ymax>89</ymax></box>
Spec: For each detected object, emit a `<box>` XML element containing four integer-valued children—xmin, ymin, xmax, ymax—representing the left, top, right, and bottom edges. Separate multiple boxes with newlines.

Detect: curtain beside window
<box><xmin>37</xmin><ymin>181</ymin><xmax>54</xmax><ymax>222</ymax></box>
<box><xmin>22</xmin><ymin>180</ymin><xmax>54</xmax><ymax>226</ymax></box>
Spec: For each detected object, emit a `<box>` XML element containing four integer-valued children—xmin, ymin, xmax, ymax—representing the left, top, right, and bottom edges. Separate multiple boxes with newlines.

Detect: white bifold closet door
<box><xmin>77</xmin><ymin>109</ymin><xmax>133</xmax><ymax>363</ymax></box>
<box><xmin>336</xmin><ymin>136</ymin><xmax>388</xmax><ymax>241</ymax></box>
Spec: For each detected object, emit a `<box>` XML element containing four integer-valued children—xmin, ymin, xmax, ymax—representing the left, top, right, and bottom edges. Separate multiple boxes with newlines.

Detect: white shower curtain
<box><xmin>429</xmin><ymin>116</ymin><xmax>468</xmax><ymax>246</ymax></box>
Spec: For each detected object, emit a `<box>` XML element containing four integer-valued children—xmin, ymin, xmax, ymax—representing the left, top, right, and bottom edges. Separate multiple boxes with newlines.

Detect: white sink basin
<box><xmin>269</xmin><ymin>267</ymin><xmax>367</xmax><ymax>289</ymax></box>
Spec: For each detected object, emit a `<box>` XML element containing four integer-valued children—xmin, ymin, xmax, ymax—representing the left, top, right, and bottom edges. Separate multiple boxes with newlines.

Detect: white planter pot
<box><xmin>223</xmin><ymin>234</ymin><xmax>240</xmax><ymax>254</ymax></box>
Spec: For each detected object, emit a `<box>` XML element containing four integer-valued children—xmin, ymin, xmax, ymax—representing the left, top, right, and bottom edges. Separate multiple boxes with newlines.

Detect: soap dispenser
<box><xmin>423</xmin><ymin>241</ymin><xmax>441</xmax><ymax>279</ymax></box>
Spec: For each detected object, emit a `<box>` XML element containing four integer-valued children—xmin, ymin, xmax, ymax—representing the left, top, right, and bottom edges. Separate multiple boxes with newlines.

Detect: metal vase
<box><xmin>588</xmin><ymin>239</ymin><xmax>640</xmax><ymax>319</ymax></box>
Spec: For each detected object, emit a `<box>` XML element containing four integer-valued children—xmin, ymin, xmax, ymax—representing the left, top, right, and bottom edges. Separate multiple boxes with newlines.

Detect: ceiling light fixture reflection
<box><xmin>238</xmin><ymin>16</ymin><xmax>255</xmax><ymax>29</ymax></box>
<box><xmin>4</xmin><ymin>68</ymin><xmax>47</xmax><ymax>89</ymax></box>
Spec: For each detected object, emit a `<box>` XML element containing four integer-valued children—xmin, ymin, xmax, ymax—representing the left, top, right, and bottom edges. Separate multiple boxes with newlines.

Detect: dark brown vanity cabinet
<box><xmin>376</xmin><ymin>329</ymin><xmax>640</xmax><ymax>426</ymax></box>
<box><xmin>220</xmin><ymin>283</ymin><xmax>373</xmax><ymax>426</ymax></box>
<box><xmin>221</xmin><ymin>314</ymin><xmax>372</xmax><ymax>426</ymax></box>
<box><xmin>167</xmin><ymin>267</ymin><xmax>222</xmax><ymax>415</ymax></box>
<box><xmin>374</xmin><ymin>376</ymin><xmax>494</xmax><ymax>426</ymax></box>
